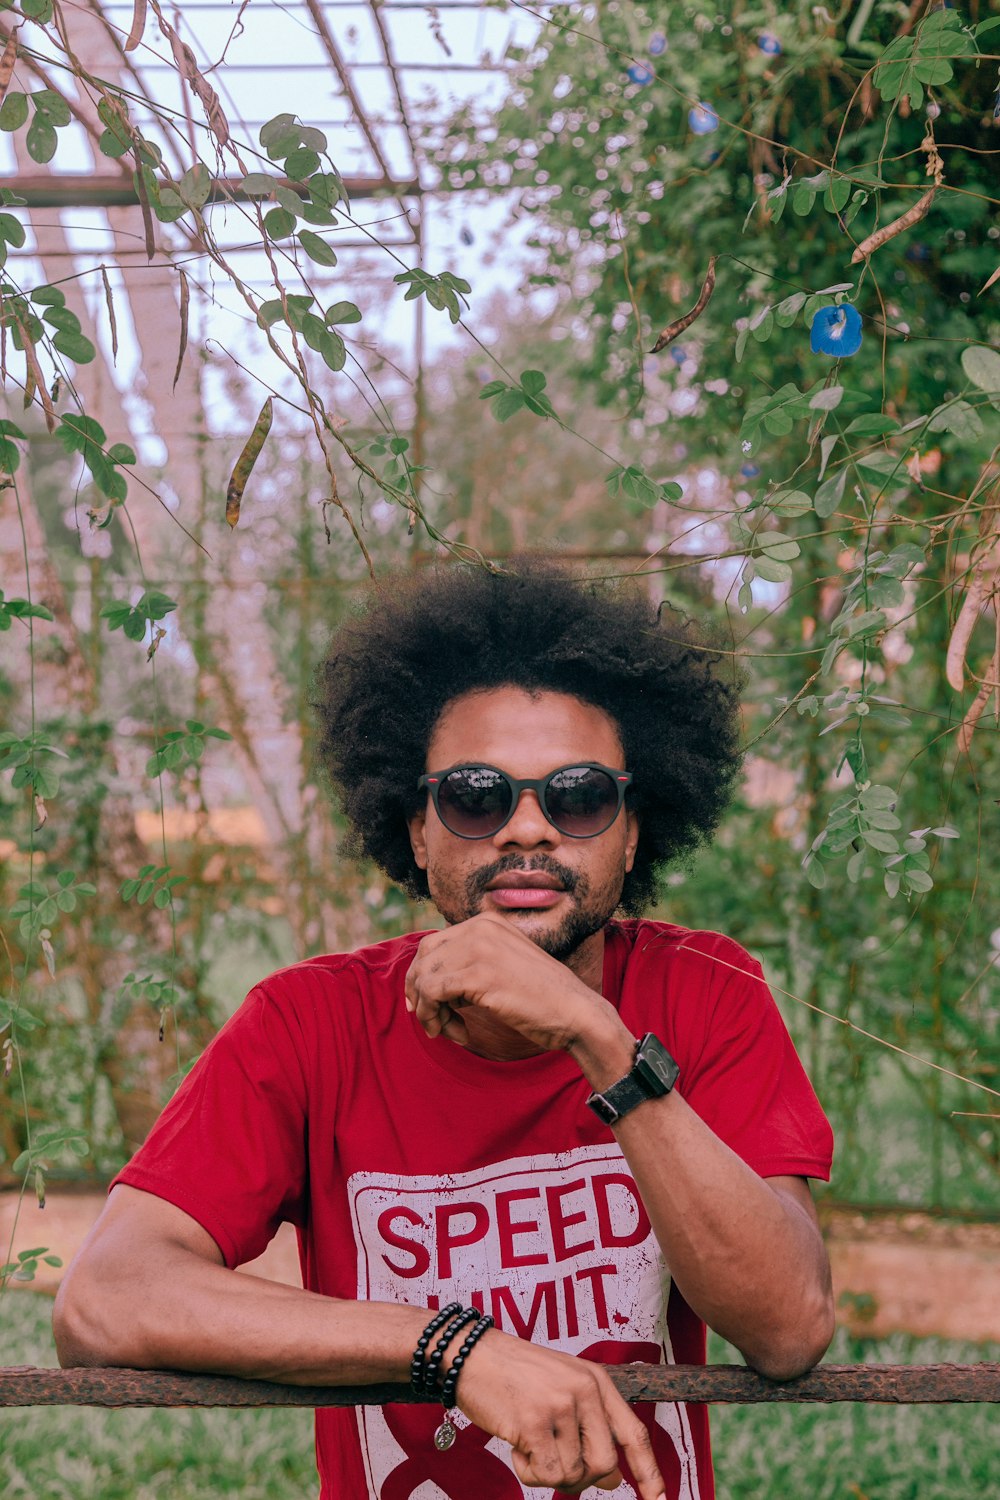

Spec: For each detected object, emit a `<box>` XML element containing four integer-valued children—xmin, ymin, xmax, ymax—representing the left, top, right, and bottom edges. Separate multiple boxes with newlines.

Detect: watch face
<box><xmin>634</xmin><ymin>1034</ymin><xmax>680</xmax><ymax>1093</ymax></box>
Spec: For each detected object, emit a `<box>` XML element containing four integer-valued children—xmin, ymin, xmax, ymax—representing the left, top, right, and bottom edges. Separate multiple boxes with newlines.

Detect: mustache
<box><xmin>467</xmin><ymin>853</ymin><xmax>581</xmax><ymax>902</ymax></box>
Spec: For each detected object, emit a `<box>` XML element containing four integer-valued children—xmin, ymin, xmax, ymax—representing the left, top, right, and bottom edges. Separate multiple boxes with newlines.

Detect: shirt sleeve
<box><xmin>110</xmin><ymin>985</ymin><xmax>309</xmax><ymax>1268</ymax></box>
<box><xmin>663</xmin><ymin>933</ymin><xmax>834</xmax><ymax>1182</ymax></box>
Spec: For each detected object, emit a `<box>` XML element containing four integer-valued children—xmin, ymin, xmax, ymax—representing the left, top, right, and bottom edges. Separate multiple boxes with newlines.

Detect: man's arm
<box><xmin>406</xmin><ymin>914</ymin><xmax>835</xmax><ymax>1381</ymax></box>
<box><xmin>573</xmin><ymin>1020</ymin><xmax>833</xmax><ymax>1380</ymax></box>
<box><xmin>55</xmin><ymin>1184</ymin><xmax>667</xmax><ymax>1499</ymax></box>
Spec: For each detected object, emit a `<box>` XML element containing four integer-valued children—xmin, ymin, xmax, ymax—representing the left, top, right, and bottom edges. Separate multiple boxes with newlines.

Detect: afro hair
<box><xmin>314</xmin><ymin>562</ymin><xmax>745</xmax><ymax>915</ymax></box>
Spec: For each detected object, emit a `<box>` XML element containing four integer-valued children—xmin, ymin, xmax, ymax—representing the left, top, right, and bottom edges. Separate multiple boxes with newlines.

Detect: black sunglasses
<box><xmin>417</xmin><ymin>763</ymin><xmax>632</xmax><ymax>840</ymax></box>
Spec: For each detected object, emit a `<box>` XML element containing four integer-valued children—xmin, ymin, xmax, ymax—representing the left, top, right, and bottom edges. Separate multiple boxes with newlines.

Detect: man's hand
<box><xmin>455</xmin><ymin>1328</ymin><xmax>665</xmax><ymax>1499</ymax></box>
<box><xmin>404</xmin><ymin>913</ymin><xmax>625</xmax><ymax>1057</ymax></box>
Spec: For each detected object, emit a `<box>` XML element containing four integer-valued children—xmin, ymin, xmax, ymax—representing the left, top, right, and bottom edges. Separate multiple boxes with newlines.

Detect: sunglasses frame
<box><xmin>417</xmin><ymin>763</ymin><xmax>633</xmax><ymax>840</ymax></box>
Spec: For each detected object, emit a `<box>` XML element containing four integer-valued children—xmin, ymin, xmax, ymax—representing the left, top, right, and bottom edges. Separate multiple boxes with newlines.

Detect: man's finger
<box><xmin>606</xmin><ymin>1399</ymin><xmax>665</xmax><ymax>1500</ymax></box>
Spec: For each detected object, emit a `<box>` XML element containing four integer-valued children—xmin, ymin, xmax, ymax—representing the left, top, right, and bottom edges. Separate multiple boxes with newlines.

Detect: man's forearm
<box><xmin>571</xmin><ymin>1019</ymin><xmax>834</xmax><ymax>1380</ymax></box>
<box><xmin>55</xmin><ymin>1238</ymin><xmax>431</xmax><ymax>1384</ymax></box>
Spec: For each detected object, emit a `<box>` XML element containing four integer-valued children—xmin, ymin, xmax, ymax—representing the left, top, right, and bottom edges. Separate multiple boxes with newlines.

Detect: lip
<box><xmin>486</xmin><ymin>887</ymin><xmax>565</xmax><ymax>910</ymax></box>
<box><xmin>484</xmin><ymin>873</ymin><xmax>563</xmax><ymax>890</ymax></box>
<box><xmin>483</xmin><ymin>873</ymin><xmax>566</xmax><ymax>911</ymax></box>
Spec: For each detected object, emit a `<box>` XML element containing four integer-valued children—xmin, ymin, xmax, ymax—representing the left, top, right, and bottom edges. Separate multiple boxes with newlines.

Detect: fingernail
<box><xmin>404</xmin><ymin>999</ymin><xmax>414</xmax><ymax>1013</ymax></box>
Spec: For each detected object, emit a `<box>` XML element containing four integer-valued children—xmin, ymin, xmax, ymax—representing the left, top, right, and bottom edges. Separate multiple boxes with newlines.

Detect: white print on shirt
<box><xmin>347</xmin><ymin>1143</ymin><xmax>702</xmax><ymax>1500</ymax></box>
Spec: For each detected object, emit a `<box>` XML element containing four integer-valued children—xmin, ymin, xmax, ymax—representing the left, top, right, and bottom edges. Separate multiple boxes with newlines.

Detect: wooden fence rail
<box><xmin>3</xmin><ymin>1365</ymin><xmax>1000</xmax><ymax>1408</ymax></box>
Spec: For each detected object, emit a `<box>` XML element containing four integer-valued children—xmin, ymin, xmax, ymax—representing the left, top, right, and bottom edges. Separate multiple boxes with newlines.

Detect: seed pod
<box><xmin>225</xmin><ymin>396</ymin><xmax>273</xmax><ymax>530</ymax></box>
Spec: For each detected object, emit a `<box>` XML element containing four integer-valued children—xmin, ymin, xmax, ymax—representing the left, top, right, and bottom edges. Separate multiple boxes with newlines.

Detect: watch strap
<box><xmin>586</xmin><ymin>1033</ymin><xmax>679</xmax><ymax>1126</ymax></box>
<box><xmin>587</xmin><ymin>1071</ymin><xmax>654</xmax><ymax>1126</ymax></box>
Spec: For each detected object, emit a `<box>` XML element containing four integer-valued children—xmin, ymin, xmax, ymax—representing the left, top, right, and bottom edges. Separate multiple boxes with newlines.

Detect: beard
<box><xmin>431</xmin><ymin>852</ymin><xmax>624</xmax><ymax>964</ymax></box>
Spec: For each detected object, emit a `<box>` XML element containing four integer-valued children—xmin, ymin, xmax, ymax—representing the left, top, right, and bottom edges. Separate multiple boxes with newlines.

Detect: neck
<box><xmin>461</xmin><ymin>928</ymin><xmax>606</xmax><ymax>1063</ymax></box>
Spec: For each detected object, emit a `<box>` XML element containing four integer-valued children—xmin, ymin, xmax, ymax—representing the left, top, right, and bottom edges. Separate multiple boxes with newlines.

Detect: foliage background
<box><xmin>1</xmin><ymin>0</ymin><xmax>1000</xmax><ymax>1287</ymax></box>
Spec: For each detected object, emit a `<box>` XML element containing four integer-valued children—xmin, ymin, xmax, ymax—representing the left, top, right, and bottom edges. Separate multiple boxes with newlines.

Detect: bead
<box><xmin>409</xmin><ymin>1303</ymin><xmax>462</xmax><ymax>1394</ymax></box>
<box><xmin>440</xmin><ymin>1314</ymin><xmax>493</xmax><ymax>1410</ymax></box>
<box><xmin>423</xmin><ymin>1308</ymin><xmax>478</xmax><ymax>1395</ymax></box>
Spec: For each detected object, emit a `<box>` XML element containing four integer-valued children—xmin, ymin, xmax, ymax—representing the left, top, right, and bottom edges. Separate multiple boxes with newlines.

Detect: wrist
<box><xmin>568</xmin><ymin>1010</ymin><xmax>636</xmax><ymax>1090</ymax></box>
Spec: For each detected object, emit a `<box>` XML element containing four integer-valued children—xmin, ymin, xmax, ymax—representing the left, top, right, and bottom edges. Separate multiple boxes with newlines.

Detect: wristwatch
<box><xmin>586</xmin><ymin>1032</ymin><xmax>680</xmax><ymax>1125</ymax></box>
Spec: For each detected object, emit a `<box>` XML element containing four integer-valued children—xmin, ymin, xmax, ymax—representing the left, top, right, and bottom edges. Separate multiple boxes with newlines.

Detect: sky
<box><xmin>3</xmin><ymin>0</ymin><xmax>552</xmax><ymax>401</ymax></box>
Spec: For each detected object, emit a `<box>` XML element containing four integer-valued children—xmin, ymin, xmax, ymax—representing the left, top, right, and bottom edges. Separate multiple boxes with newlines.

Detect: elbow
<box><xmin>53</xmin><ymin>1257</ymin><xmax>141</xmax><ymax>1369</ymax></box>
<box><xmin>746</xmin><ymin>1282</ymin><xmax>836</xmax><ymax>1383</ymax></box>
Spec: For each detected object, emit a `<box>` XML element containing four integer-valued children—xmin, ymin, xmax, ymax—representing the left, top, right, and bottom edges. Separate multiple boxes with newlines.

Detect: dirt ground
<box><xmin>3</xmin><ymin>1190</ymin><xmax>999</xmax><ymax>1344</ymax></box>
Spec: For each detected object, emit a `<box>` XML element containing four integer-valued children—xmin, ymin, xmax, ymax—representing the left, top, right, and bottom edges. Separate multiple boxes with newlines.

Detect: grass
<box><xmin>709</xmin><ymin>1328</ymin><xmax>1000</xmax><ymax>1500</ymax></box>
<box><xmin>0</xmin><ymin>1293</ymin><xmax>316</xmax><ymax>1500</ymax></box>
<box><xmin>2</xmin><ymin>1294</ymin><xmax>999</xmax><ymax>1498</ymax></box>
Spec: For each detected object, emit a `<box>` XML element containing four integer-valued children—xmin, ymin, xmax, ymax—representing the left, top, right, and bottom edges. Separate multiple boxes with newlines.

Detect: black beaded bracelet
<box><xmin>439</xmin><ymin>1312</ymin><xmax>494</xmax><ymax>1411</ymax></box>
<box><xmin>422</xmin><ymin>1306</ymin><xmax>479</xmax><ymax>1395</ymax></box>
<box><xmin>409</xmin><ymin>1303</ymin><xmax>462</xmax><ymax>1395</ymax></box>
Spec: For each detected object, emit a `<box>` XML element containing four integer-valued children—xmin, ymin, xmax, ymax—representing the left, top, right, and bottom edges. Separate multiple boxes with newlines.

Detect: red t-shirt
<box><xmin>114</xmin><ymin>920</ymin><xmax>833</xmax><ymax>1500</ymax></box>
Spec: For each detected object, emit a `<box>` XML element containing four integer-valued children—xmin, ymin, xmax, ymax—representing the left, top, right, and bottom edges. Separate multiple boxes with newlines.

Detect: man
<box><xmin>55</xmin><ymin>563</ymin><xmax>834</xmax><ymax>1500</ymax></box>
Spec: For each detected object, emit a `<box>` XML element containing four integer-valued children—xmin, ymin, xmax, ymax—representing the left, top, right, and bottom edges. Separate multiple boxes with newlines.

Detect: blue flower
<box><xmin>627</xmin><ymin>61</ymin><xmax>655</xmax><ymax>86</ymax></box>
<box><xmin>758</xmin><ymin>33</ymin><xmax>782</xmax><ymax>55</ymax></box>
<box><xmin>740</xmin><ymin>462</ymin><xmax>761</xmax><ymax>478</ymax></box>
<box><xmin>810</xmin><ymin>304</ymin><xmax>863</xmax><ymax>358</ymax></box>
<box><xmin>648</xmin><ymin>32</ymin><xmax>667</xmax><ymax>56</ymax></box>
<box><xmin>688</xmin><ymin>103</ymin><xmax>719</xmax><ymax>135</ymax></box>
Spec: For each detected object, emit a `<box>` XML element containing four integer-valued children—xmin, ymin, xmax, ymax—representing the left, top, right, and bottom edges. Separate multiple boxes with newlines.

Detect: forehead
<box><xmin>427</xmin><ymin>687</ymin><xmax>625</xmax><ymax>774</ymax></box>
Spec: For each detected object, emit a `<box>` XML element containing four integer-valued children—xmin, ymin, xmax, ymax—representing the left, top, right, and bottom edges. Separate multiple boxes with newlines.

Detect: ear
<box><xmin>408</xmin><ymin>807</ymin><xmax>428</xmax><ymax>871</ymax></box>
<box><xmin>623</xmin><ymin>807</ymin><xmax>640</xmax><ymax>873</ymax></box>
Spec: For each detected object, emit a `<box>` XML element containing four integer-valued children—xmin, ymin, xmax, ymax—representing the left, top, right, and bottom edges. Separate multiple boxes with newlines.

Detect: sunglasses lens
<box><xmin>546</xmin><ymin>766</ymin><xmax>622</xmax><ymax>837</ymax></box>
<box><xmin>436</xmin><ymin>767</ymin><xmax>512</xmax><ymax>837</ymax></box>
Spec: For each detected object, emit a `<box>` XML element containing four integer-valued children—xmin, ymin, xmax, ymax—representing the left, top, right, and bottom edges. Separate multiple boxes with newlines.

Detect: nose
<box><xmin>492</xmin><ymin>788</ymin><xmax>559</xmax><ymax>849</ymax></box>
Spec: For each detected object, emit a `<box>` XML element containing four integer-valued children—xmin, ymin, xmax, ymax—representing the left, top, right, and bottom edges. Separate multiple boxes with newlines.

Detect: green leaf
<box><xmin>961</xmin><ymin>345</ymin><xmax>1000</xmax><ymax>403</ymax></box>
<box><xmin>317</xmin><ymin>327</ymin><xmax>346</xmax><ymax>372</ymax></box>
<box><xmin>259</xmin><ymin>113</ymin><xmax>297</xmax><ymax>149</ymax></box>
<box><xmin>42</xmin><ymin>305</ymin><xmax>81</xmax><ymax>334</ymax></box>
<box><xmin>98</xmin><ymin>126</ymin><xmax>132</xmax><ymax>159</ymax></box>
<box><xmin>814</xmin><ymin>467</ymin><xmax>847</xmax><ymax>518</ymax></box>
<box><xmin>520</xmin><ymin>369</ymin><xmax>547</xmax><ymax>396</ymax></box>
<box><xmin>31</xmin><ymin>90</ymin><xmax>71</xmax><ymax>127</ymax></box>
<box><xmin>0</xmin><ymin>93</ymin><xmax>29</xmax><ymax>132</ymax></box>
<box><xmin>324</xmin><ymin>300</ymin><xmax>362</xmax><ymax>325</ymax></box>
<box><xmin>25</xmin><ymin>116</ymin><xmax>57</xmax><ymax>165</ymax></box>
<box><xmin>300</xmin><ymin>200</ymin><xmax>337</xmax><ymax>226</ymax></box>
<box><xmin>905</xmin><ymin>869</ymin><xmax>934</xmax><ymax>894</ymax></box>
<box><xmin>791</xmin><ymin>184</ymin><xmax>816</xmax><ymax>217</ymax></box>
<box><xmin>769</xmin><ymin>489</ymin><xmax>812</xmax><ymax>518</ymax></box>
<box><xmin>298</xmin><ymin>230</ymin><xmax>338</xmax><ymax>266</ymax></box>
<box><xmin>862</xmin><ymin>828</ymin><xmax>900</xmax><ymax>854</ymax></box>
<box><xmin>285</xmin><ymin>147</ymin><xmax>321</xmax><ymax>181</ymax></box>
<box><xmin>753</xmin><ymin>556</ymin><xmax>794</xmax><ymax>583</ymax></box>
<box><xmin>242</xmin><ymin>172</ymin><xmax>278</xmax><ymax>196</ymax></box>
<box><xmin>0</xmin><ymin>212</ymin><xmax>25</xmax><ymax>247</ymax></box>
<box><xmin>845</xmin><ymin>414</ymin><xmax>900</xmax><ymax>437</ymax></box>
<box><xmin>823</xmin><ymin>177</ymin><xmax>851</xmax><ymax>213</ymax></box>
<box><xmin>869</xmin><ymin>575</ymin><xmax>905</xmax><ymax>609</ymax></box>
<box><xmin>774</xmin><ymin>291</ymin><xmax>806</xmax><ymax>327</ymax></box>
<box><xmin>298</xmin><ymin>126</ymin><xmax>328</xmax><ymax>153</ymax></box>
<box><xmin>179</xmin><ymin>163</ymin><xmax>212</xmax><ymax>211</ymax></box>
<box><xmin>138</xmin><ymin>590</ymin><xmax>176</xmax><ymax>621</ymax></box>
<box><xmin>52</xmin><ymin>331</ymin><xmax>96</xmax><ymax>364</ymax></box>
<box><xmin>274</xmin><ymin>185</ymin><xmax>303</xmax><ymax>219</ymax></box>
<box><xmin>809</xmin><ymin>385</ymin><xmax>843</xmax><ymax>412</ymax></box>
<box><xmin>927</xmin><ymin>400</ymin><xmax>984</xmax><ymax>441</ymax></box>
<box><xmin>491</xmin><ymin>388</ymin><xmax>526</xmax><ymax>422</ymax></box>
<box><xmin>263</xmin><ymin>207</ymin><xmax>296</xmax><ymax>239</ymax></box>
<box><xmin>256</xmin><ymin>299</ymin><xmax>286</xmax><ymax>328</ymax></box>
<box><xmin>757</xmin><ymin>532</ymin><xmax>800</xmax><ymax>563</ymax></box>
